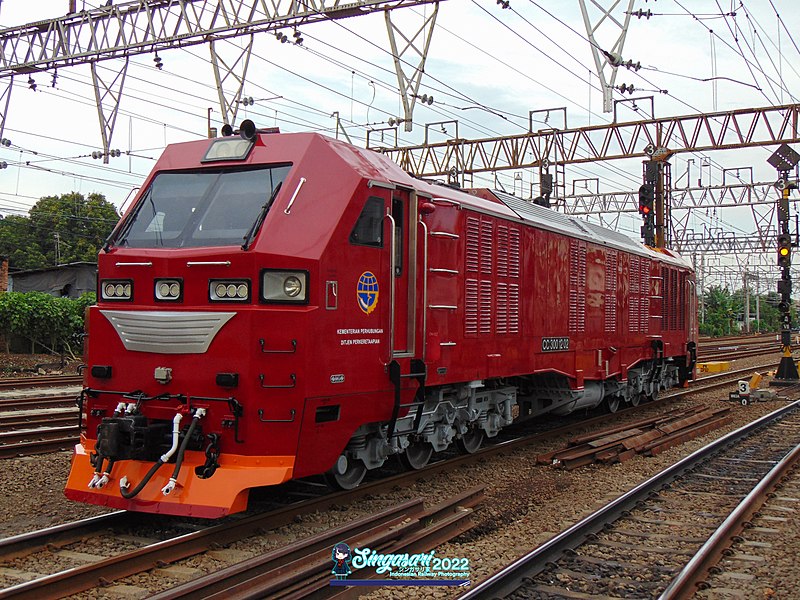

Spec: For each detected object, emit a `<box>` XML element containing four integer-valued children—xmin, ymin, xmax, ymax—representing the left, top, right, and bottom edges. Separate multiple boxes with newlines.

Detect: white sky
<box><xmin>0</xmin><ymin>0</ymin><xmax>798</xmax><ymax>260</ymax></box>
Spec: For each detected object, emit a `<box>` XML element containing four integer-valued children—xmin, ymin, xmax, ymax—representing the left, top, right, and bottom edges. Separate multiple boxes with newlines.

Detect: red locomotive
<box><xmin>65</xmin><ymin>122</ymin><xmax>698</xmax><ymax>517</ymax></box>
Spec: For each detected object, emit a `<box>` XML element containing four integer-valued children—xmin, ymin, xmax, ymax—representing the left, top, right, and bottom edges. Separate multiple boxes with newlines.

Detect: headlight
<box><xmin>262</xmin><ymin>270</ymin><xmax>308</xmax><ymax>303</ymax></box>
<box><xmin>101</xmin><ymin>279</ymin><xmax>133</xmax><ymax>301</ymax></box>
<box><xmin>210</xmin><ymin>279</ymin><xmax>250</xmax><ymax>302</ymax></box>
<box><xmin>283</xmin><ymin>276</ymin><xmax>302</xmax><ymax>297</ymax></box>
<box><xmin>155</xmin><ymin>279</ymin><xmax>182</xmax><ymax>301</ymax></box>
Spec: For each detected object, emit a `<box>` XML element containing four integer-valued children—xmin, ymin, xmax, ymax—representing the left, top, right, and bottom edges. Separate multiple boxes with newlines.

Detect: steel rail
<box><xmin>659</xmin><ymin>441</ymin><xmax>800</xmax><ymax>599</ymax></box>
<box><xmin>456</xmin><ymin>399</ymin><xmax>800</xmax><ymax>599</ymax></box>
<box><xmin>0</xmin><ymin>434</ymin><xmax>78</xmax><ymax>458</ymax></box>
<box><xmin>151</xmin><ymin>487</ymin><xmax>483</xmax><ymax>599</ymax></box>
<box><xmin>0</xmin><ymin>375</ymin><xmax>82</xmax><ymax>391</ymax></box>
<box><xmin>0</xmin><ymin>395</ymin><xmax>77</xmax><ymax>410</ymax></box>
<box><xmin>0</xmin><ymin>511</ymin><xmax>131</xmax><ymax>560</ymax></box>
<box><xmin>0</xmin><ymin>412</ymin><xmax>76</xmax><ymax>430</ymax></box>
<box><xmin>0</xmin><ymin>361</ymin><xmax>774</xmax><ymax>591</ymax></box>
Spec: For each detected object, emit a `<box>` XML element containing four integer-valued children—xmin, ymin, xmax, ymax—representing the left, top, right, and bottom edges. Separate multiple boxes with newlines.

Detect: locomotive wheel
<box><xmin>630</xmin><ymin>393</ymin><xmax>644</xmax><ymax>407</ymax></box>
<box><xmin>398</xmin><ymin>441</ymin><xmax>433</xmax><ymax>470</ymax></box>
<box><xmin>605</xmin><ymin>396</ymin><xmax>621</xmax><ymax>413</ymax></box>
<box><xmin>456</xmin><ymin>428</ymin><xmax>484</xmax><ymax>454</ymax></box>
<box><xmin>324</xmin><ymin>455</ymin><xmax>367</xmax><ymax>490</ymax></box>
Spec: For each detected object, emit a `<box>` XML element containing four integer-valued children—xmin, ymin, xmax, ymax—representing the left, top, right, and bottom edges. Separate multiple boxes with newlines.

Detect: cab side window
<box><xmin>349</xmin><ymin>197</ymin><xmax>385</xmax><ymax>247</ymax></box>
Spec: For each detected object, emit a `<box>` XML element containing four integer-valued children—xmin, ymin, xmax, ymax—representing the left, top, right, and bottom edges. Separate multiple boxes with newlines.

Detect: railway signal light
<box><xmin>638</xmin><ymin>184</ymin><xmax>654</xmax><ymax>216</ymax></box>
<box><xmin>778</xmin><ymin>233</ymin><xmax>792</xmax><ymax>268</ymax></box>
<box><xmin>638</xmin><ymin>184</ymin><xmax>656</xmax><ymax>246</ymax></box>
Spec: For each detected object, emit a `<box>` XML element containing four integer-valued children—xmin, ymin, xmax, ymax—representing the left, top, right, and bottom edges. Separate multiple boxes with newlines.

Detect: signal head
<box><xmin>778</xmin><ymin>233</ymin><xmax>792</xmax><ymax>268</ymax></box>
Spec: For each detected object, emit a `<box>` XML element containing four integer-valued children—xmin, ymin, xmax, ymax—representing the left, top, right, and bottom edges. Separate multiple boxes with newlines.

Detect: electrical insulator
<box><xmin>0</xmin><ymin>161</ymin><xmax>7</xmax><ymax>169</ymax></box>
<box><xmin>153</xmin><ymin>54</ymin><xmax>163</xmax><ymax>70</ymax></box>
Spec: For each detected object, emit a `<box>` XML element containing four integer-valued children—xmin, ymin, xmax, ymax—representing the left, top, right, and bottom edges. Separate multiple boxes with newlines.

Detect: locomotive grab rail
<box><xmin>257</xmin><ymin>408</ymin><xmax>296</xmax><ymax>423</ymax></box>
<box><xmin>186</xmin><ymin>261</ymin><xmax>231</xmax><ymax>267</ymax></box>
<box><xmin>259</xmin><ymin>373</ymin><xmax>297</xmax><ymax>389</ymax></box>
<box><xmin>431</xmin><ymin>197</ymin><xmax>461</xmax><ymax>208</ymax></box>
<box><xmin>429</xmin><ymin>231</ymin><xmax>459</xmax><ymax>239</ymax></box>
<box><xmin>115</xmin><ymin>262</ymin><xmax>152</xmax><ymax>267</ymax></box>
<box><xmin>429</xmin><ymin>268</ymin><xmax>459</xmax><ymax>274</ymax></box>
<box><xmin>259</xmin><ymin>338</ymin><xmax>298</xmax><ymax>354</ymax></box>
<box><xmin>384</xmin><ymin>210</ymin><xmax>397</xmax><ymax>357</ymax></box>
<box><xmin>420</xmin><ymin>217</ymin><xmax>428</xmax><ymax>362</ymax></box>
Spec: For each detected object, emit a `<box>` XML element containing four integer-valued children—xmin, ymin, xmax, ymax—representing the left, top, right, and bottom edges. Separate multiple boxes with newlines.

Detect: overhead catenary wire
<box><xmin>0</xmin><ymin>1</ymin><xmax>794</xmax><ymax>226</ymax></box>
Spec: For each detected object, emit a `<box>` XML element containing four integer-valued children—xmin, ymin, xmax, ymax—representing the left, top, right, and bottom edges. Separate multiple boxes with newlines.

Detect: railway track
<box><xmin>0</xmin><ymin>375</ymin><xmax>82</xmax><ymax>391</ymax></box>
<box><xmin>0</xmin><ymin>394</ymin><xmax>77</xmax><ymax>411</ymax></box>
<box><xmin>0</xmin><ymin>471</ymin><xmax>482</xmax><ymax>599</ymax></box>
<box><xmin>458</xmin><ymin>399</ymin><xmax>800</xmax><ymax>599</ymax></box>
<box><xmin>0</xmin><ymin>360</ymin><xmax>779</xmax><ymax>460</ymax></box>
<box><xmin>0</xmin><ymin>360</ymin><xmax>783</xmax><ymax>596</ymax></box>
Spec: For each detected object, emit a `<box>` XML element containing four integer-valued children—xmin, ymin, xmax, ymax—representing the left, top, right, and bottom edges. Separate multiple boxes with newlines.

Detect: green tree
<box><xmin>0</xmin><ymin>215</ymin><xmax>47</xmax><ymax>270</ymax></box>
<box><xmin>700</xmin><ymin>286</ymin><xmax>743</xmax><ymax>336</ymax></box>
<box><xmin>0</xmin><ymin>192</ymin><xmax>119</xmax><ymax>270</ymax></box>
<box><xmin>0</xmin><ymin>291</ymin><xmax>95</xmax><ymax>356</ymax></box>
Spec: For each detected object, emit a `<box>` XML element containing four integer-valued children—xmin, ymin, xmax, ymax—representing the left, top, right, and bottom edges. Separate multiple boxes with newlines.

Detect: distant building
<box><xmin>8</xmin><ymin>262</ymin><xmax>97</xmax><ymax>298</ymax></box>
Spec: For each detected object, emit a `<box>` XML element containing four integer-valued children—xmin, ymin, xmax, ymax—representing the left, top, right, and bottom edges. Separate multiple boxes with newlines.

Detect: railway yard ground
<box><xmin>1</xmin><ymin>346</ymin><xmax>800</xmax><ymax>598</ymax></box>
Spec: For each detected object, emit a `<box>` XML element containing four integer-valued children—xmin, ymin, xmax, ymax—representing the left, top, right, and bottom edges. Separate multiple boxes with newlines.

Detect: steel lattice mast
<box><xmin>0</xmin><ymin>0</ymin><xmax>441</xmax><ymax>159</ymax></box>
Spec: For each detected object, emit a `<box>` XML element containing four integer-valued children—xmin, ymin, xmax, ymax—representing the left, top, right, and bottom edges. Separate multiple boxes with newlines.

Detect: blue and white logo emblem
<box><xmin>357</xmin><ymin>271</ymin><xmax>379</xmax><ymax>315</ymax></box>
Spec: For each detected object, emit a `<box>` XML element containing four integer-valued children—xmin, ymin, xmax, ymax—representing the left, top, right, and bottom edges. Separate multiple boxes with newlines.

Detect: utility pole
<box><xmin>743</xmin><ymin>271</ymin><xmax>750</xmax><ymax>334</ymax></box>
<box><xmin>769</xmin><ymin>144</ymin><xmax>800</xmax><ymax>383</ymax></box>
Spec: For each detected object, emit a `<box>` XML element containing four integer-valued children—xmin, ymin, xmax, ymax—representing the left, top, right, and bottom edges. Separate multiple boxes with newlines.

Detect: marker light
<box><xmin>101</xmin><ymin>280</ymin><xmax>133</xmax><ymax>301</ymax></box>
<box><xmin>210</xmin><ymin>280</ymin><xmax>251</xmax><ymax>302</ymax></box>
<box><xmin>155</xmin><ymin>279</ymin><xmax>182</xmax><ymax>301</ymax></box>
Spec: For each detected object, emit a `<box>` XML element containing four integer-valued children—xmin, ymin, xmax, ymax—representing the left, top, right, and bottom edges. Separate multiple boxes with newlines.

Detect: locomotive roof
<box><xmin>148</xmin><ymin>131</ymin><xmax>692</xmax><ymax>271</ymax></box>
<box><xmin>337</xmin><ymin>136</ymin><xmax>693</xmax><ymax>272</ymax></box>
<box><xmin>483</xmin><ymin>189</ymin><xmax>693</xmax><ymax>270</ymax></box>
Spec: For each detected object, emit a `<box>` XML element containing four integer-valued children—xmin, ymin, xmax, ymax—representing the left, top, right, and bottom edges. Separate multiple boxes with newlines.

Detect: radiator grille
<box><xmin>100</xmin><ymin>310</ymin><xmax>235</xmax><ymax>354</ymax></box>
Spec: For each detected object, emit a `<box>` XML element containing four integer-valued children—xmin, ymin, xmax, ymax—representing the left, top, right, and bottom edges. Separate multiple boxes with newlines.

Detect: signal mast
<box><xmin>769</xmin><ymin>144</ymin><xmax>800</xmax><ymax>383</ymax></box>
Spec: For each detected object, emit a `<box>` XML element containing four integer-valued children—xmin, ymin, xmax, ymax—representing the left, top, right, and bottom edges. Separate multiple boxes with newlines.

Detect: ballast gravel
<box><xmin>1</xmin><ymin>354</ymin><xmax>798</xmax><ymax>600</ymax></box>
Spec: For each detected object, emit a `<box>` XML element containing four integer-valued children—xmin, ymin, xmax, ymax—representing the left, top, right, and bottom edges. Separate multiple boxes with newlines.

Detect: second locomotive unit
<box><xmin>66</xmin><ymin>122</ymin><xmax>697</xmax><ymax>517</ymax></box>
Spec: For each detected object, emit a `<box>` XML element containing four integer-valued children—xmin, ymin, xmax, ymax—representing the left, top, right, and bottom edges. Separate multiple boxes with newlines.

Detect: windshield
<box><xmin>115</xmin><ymin>165</ymin><xmax>291</xmax><ymax>248</ymax></box>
